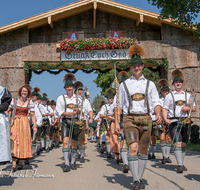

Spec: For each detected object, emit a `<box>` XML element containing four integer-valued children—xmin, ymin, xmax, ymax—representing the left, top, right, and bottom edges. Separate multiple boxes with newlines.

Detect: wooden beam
<box><xmin>48</xmin><ymin>16</ymin><xmax>53</xmax><ymax>28</ymax></box>
<box><xmin>136</xmin><ymin>14</ymin><xmax>143</xmax><ymax>27</ymax></box>
<box><xmin>93</xmin><ymin>1</ymin><xmax>97</xmax><ymax>29</ymax></box>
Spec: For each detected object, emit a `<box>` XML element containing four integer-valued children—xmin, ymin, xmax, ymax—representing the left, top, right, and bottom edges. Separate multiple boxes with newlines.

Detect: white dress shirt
<box><xmin>118</xmin><ymin>75</ymin><xmax>161</xmax><ymax>115</ymax></box>
<box><xmin>55</xmin><ymin>94</ymin><xmax>81</xmax><ymax>118</ymax></box>
<box><xmin>163</xmin><ymin>90</ymin><xmax>195</xmax><ymax>119</ymax></box>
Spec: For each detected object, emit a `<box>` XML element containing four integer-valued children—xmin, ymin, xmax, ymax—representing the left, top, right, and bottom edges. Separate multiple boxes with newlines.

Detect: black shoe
<box><xmin>177</xmin><ymin>165</ymin><xmax>183</xmax><ymax>173</ymax></box>
<box><xmin>46</xmin><ymin>148</ymin><xmax>50</xmax><ymax>153</ymax></box>
<box><xmin>131</xmin><ymin>181</ymin><xmax>140</xmax><ymax>190</ymax></box>
<box><xmin>32</xmin><ymin>153</ymin><xmax>35</xmax><ymax>159</ymax></box>
<box><xmin>80</xmin><ymin>157</ymin><xmax>85</xmax><ymax>163</ymax></box>
<box><xmin>100</xmin><ymin>149</ymin><xmax>104</xmax><ymax>154</ymax></box>
<box><xmin>162</xmin><ymin>157</ymin><xmax>167</xmax><ymax>164</ymax></box>
<box><xmin>166</xmin><ymin>157</ymin><xmax>172</xmax><ymax>163</ymax></box>
<box><xmin>24</xmin><ymin>159</ymin><xmax>29</xmax><ymax>165</ymax></box>
<box><xmin>116</xmin><ymin>159</ymin><xmax>122</xmax><ymax>164</ymax></box>
<box><xmin>183</xmin><ymin>165</ymin><xmax>187</xmax><ymax>171</ymax></box>
<box><xmin>17</xmin><ymin>165</ymin><xmax>23</xmax><ymax>170</ymax></box>
<box><xmin>107</xmin><ymin>153</ymin><xmax>113</xmax><ymax>159</ymax></box>
<box><xmin>63</xmin><ymin>165</ymin><xmax>70</xmax><ymax>172</ymax></box>
<box><xmin>11</xmin><ymin>166</ymin><xmax>17</xmax><ymax>172</ymax></box>
<box><xmin>139</xmin><ymin>179</ymin><xmax>145</xmax><ymax>189</ymax></box>
<box><xmin>71</xmin><ymin>163</ymin><xmax>77</xmax><ymax>170</ymax></box>
<box><xmin>148</xmin><ymin>154</ymin><xmax>152</xmax><ymax>160</ymax></box>
<box><xmin>151</xmin><ymin>155</ymin><xmax>155</xmax><ymax>159</ymax></box>
<box><xmin>37</xmin><ymin>151</ymin><xmax>40</xmax><ymax>155</ymax></box>
<box><xmin>122</xmin><ymin>164</ymin><xmax>129</xmax><ymax>173</ymax></box>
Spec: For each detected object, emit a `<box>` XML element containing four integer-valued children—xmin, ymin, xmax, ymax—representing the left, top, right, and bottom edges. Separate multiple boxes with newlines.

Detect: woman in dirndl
<box><xmin>0</xmin><ymin>86</ymin><xmax>12</xmax><ymax>165</ymax></box>
<box><xmin>6</xmin><ymin>85</ymin><xmax>37</xmax><ymax>171</ymax></box>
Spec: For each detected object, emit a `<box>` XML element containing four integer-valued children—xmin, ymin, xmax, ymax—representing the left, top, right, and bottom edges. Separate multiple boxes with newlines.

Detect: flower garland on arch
<box><xmin>24</xmin><ymin>58</ymin><xmax>168</xmax><ymax>77</ymax></box>
<box><xmin>59</xmin><ymin>37</ymin><xmax>139</xmax><ymax>52</ymax></box>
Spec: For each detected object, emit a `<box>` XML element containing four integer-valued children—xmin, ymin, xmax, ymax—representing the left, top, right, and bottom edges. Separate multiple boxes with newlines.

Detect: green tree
<box><xmin>91</xmin><ymin>94</ymin><xmax>106</xmax><ymax>112</ymax></box>
<box><xmin>93</xmin><ymin>67</ymin><xmax>161</xmax><ymax>95</ymax></box>
<box><xmin>148</xmin><ymin>0</ymin><xmax>200</xmax><ymax>38</ymax></box>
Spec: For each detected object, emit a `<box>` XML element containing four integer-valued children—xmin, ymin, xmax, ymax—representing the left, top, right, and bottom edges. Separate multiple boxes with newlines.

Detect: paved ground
<box><xmin>0</xmin><ymin>142</ymin><xmax>200</xmax><ymax>190</ymax></box>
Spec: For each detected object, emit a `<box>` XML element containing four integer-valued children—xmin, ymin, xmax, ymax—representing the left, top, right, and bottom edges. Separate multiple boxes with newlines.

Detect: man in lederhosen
<box><xmin>115</xmin><ymin>44</ymin><xmax>162</xmax><ymax>190</ymax></box>
<box><xmin>56</xmin><ymin>73</ymin><xmax>81</xmax><ymax>172</ymax></box>
<box><xmin>100</xmin><ymin>89</ymin><xmax>115</xmax><ymax>159</ymax></box>
<box><xmin>73</xmin><ymin>81</ymin><xmax>93</xmax><ymax>163</ymax></box>
<box><xmin>163</xmin><ymin>69</ymin><xmax>196</xmax><ymax>173</ymax></box>
<box><xmin>41</xmin><ymin>93</ymin><xmax>54</xmax><ymax>153</ymax></box>
<box><xmin>157</xmin><ymin>79</ymin><xmax>172</xmax><ymax>164</ymax></box>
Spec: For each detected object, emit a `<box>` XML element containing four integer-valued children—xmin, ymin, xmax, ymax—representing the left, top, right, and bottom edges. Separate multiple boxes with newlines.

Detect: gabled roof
<box><xmin>0</xmin><ymin>0</ymin><xmax>195</xmax><ymax>35</ymax></box>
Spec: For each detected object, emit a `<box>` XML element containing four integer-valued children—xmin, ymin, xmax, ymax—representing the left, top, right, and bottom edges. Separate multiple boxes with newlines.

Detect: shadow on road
<box><xmin>150</xmin><ymin>162</ymin><xmax>177</xmax><ymax>172</ymax></box>
<box><xmin>146</xmin><ymin>168</ymin><xmax>185</xmax><ymax>190</ymax></box>
<box><xmin>0</xmin><ymin>176</ymin><xmax>15</xmax><ymax>186</ymax></box>
<box><xmin>184</xmin><ymin>174</ymin><xmax>200</xmax><ymax>182</ymax></box>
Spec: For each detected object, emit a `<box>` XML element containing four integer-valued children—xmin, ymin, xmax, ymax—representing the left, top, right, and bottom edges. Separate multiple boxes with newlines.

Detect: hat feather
<box><xmin>63</xmin><ymin>73</ymin><xmax>76</xmax><ymax>82</ymax></box>
<box><xmin>51</xmin><ymin>100</ymin><xmax>55</xmax><ymax>103</ymax></box>
<box><xmin>47</xmin><ymin>98</ymin><xmax>50</xmax><ymax>102</ymax></box>
<box><xmin>128</xmin><ymin>45</ymin><xmax>145</xmax><ymax>58</ymax></box>
<box><xmin>105</xmin><ymin>89</ymin><xmax>115</xmax><ymax>95</ymax></box>
<box><xmin>33</xmin><ymin>87</ymin><xmax>40</xmax><ymax>93</ymax></box>
<box><xmin>118</xmin><ymin>71</ymin><xmax>129</xmax><ymax>79</ymax></box>
<box><xmin>99</xmin><ymin>100</ymin><xmax>106</xmax><ymax>108</ymax></box>
<box><xmin>42</xmin><ymin>93</ymin><xmax>48</xmax><ymax>97</ymax></box>
<box><xmin>74</xmin><ymin>81</ymin><xmax>84</xmax><ymax>89</ymax></box>
<box><xmin>172</xmin><ymin>69</ymin><xmax>183</xmax><ymax>79</ymax></box>
<box><xmin>158</xmin><ymin>79</ymin><xmax>169</xmax><ymax>88</ymax></box>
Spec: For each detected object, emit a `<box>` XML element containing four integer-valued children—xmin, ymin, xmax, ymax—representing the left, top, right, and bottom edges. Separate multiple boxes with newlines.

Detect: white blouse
<box><xmin>9</xmin><ymin>98</ymin><xmax>35</xmax><ymax>112</ymax></box>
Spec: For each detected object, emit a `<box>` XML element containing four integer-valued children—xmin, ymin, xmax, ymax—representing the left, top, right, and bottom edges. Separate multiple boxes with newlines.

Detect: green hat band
<box><xmin>37</xmin><ymin>94</ymin><xmax>42</xmax><ymax>99</ymax></box>
<box><xmin>51</xmin><ymin>102</ymin><xmax>56</xmax><ymax>105</ymax></box>
<box><xmin>75</xmin><ymin>85</ymin><xmax>83</xmax><ymax>91</ymax></box>
<box><xmin>130</xmin><ymin>55</ymin><xmax>143</xmax><ymax>66</ymax></box>
<box><xmin>42</xmin><ymin>96</ymin><xmax>47</xmax><ymax>101</ymax></box>
<box><xmin>173</xmin><ymin>75</ymin><xmax>183</xmax><ymax>84</ymax></box>
<box><xmin>120</xmin><ymin>75</ymin><xmax>129</xmax><ymax>83</ymax></box>
<box><xmin>31</xmin><ymin>90</ymin><xmax>38</xmax><ymax>96</ymax></box>
<box><xmin>106</xmin><ymin>92</ymin><xmax>114</xmax><ymax>98</ymax></box>
<box><xmin>161</xmin><ymin>85</ymin><xmax>169</xmax><ymax>91</ymax></box>
<box><xmin>47</xmin><ymin>101</ymin><xmax>51</xmax><ymax>105</ymax></box>
<box><xmin>64</xmin><ymin>80</ymin><xmax>74</xmax><ymax>88</ymax></box>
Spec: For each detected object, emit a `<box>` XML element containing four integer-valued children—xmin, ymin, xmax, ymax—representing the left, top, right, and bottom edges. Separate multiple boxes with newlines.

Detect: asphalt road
<box><xmin>0</xmin><ymin>142</ymin><xmax>200</xmax><ymax>190</ymax></box>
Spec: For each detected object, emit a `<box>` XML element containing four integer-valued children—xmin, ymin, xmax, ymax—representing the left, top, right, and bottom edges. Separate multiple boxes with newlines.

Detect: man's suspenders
<box><xmin>123</xmin><ymin>80</ymin><xmax>150</xmax><ymax>114</ymax></box>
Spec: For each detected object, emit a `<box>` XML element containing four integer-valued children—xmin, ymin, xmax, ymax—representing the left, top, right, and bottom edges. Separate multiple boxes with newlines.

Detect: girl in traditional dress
<box><xmin>6</xmin><ymin>85</ymin><xmax>37</xmax><ymax>171</ymax></box>
<box><xmin>0</xmin><ymin>86</ymin><xmax>12</xmax><ymax>165</ymax></box>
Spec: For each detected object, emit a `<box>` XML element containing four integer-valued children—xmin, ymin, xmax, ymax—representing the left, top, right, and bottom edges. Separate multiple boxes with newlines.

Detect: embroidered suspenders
<box><xmin>123</xmin><ymin>80</ymin><xmax>150</xmax><ymax>114</ymax></box>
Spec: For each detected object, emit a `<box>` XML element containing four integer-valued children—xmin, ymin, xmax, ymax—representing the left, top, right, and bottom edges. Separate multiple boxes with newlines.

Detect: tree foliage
<box><xmin>148</xmin><ymin>0</ymin><xmax>200</xmax><ymax>38</ymax></box>
<box><xmin>93</xmin><ymin>67</ymin><xmax>161</xmax><ymax>96</ymax></box>
<box><xmin>91</xmin><ymin>94</ymin><xmax>106</xmax><ymax>112</ymax></box>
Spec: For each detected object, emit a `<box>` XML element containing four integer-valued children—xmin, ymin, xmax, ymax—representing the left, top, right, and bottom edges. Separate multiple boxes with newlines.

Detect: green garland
<box><xmin>24</xmin><ymin>58</ymin><xmax>168</xmax><ymax>77</ymax></box>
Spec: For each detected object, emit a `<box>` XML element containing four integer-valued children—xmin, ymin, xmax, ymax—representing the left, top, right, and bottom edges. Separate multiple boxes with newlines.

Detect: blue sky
<box><xmin>0</xmin><ymin>0</ymin><xmax>199</xmax><ymax>103</ymax></box>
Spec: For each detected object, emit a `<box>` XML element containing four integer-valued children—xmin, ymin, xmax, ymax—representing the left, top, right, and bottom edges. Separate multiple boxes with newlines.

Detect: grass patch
<box><xmin>186</xmin><ymin>142</ymin><xmax>200</xmax><ymax>152</ymax></box>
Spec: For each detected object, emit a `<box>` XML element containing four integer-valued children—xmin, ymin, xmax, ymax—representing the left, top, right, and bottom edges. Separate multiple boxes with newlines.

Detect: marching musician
<box><xmin>157</xmin><ymin>79</ymin><xmax>172</xmax><ymax>164</ymax></box>
<box><xmin>41</xmin><ymin>93</ymin><xmax>54</xmax><ymax>153</ymax></box>
<box><xmin>163</xmin><ymin>69</ymin><xmax>196</xmax><ymax>173</ymax></box>
<box><xmin>56</xmin><ymin>73</ymin><xmax>83</xmax><ymax>172</ymax></box>
<box><xmin>100</xmin><ymin>89</ymin><xmax>115</xmax><ymax>159</ymax></box>
<box><xmin>114</xmin><ymin>45</ymin><xmax>162</xmax><ymax>190</ymax></box>
<box><xmin>74</xmin><ymin>81</ymin><xmax>93</xmax><ymax>163</ymax></box>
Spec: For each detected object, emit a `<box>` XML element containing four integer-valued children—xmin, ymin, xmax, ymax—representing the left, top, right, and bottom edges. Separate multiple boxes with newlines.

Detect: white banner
<box><xmin>61</xmin><ymin>49</ymin><xmax>129</xmax><ymax>61</ymax></box>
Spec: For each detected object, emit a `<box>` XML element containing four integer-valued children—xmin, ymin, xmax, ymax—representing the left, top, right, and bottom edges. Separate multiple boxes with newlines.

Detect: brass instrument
<box><xmin>105</xmin><ymin>105</ymin><xmax>110</xmax><ymax>130</ymax></box>
<box><xmin>75</xmin><ymin>87</ymin><xmax>85</xmax><ymax>126</ymax></box>
<box><xmin>56</xmin><ymin>120</ymin><xmax>62</xmax><ymax>137</ymax></box>
<box><xmin>182</xmin><ymin>91</ymin><xmax>196</xmax><ymax>124</ymax></box>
